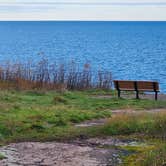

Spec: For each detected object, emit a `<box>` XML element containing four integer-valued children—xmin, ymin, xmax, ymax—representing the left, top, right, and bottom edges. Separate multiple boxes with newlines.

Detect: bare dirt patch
<box><xmin>0</xmin><ymin>140</ymin><xmax>124</xmax><ymax>166</ymax></box>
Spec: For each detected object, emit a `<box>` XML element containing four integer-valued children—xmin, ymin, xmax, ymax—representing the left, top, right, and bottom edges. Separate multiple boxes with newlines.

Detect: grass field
<box><xmin>0</xmin><ymin>89</ymin><xmax>166</xmax><ymax>165</ymax></box>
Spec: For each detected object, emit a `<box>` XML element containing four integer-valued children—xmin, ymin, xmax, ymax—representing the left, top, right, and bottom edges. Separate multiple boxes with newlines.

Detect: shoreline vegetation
<box><xmin>0</xmin><ymin>59</ymin><xmax>112</xmax><ymax>91</ymax></box>
<box><xmin>0</xmin><ymin>60</ymin><xmax>166</xmax><ymax>165</ymax></box>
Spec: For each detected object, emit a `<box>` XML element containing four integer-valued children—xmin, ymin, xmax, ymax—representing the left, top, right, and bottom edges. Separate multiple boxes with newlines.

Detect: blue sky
<box><xmin>0</xmin><ymin>0</ymin><xmax>166</xmax><ymax>20</ymax></box>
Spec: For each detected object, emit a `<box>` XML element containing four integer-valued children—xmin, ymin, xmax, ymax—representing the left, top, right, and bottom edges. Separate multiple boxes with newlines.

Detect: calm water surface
<box><xmin>0</xmin><ymin>21</ymin><xmax>166</xmax><ymax>92</ymax></box>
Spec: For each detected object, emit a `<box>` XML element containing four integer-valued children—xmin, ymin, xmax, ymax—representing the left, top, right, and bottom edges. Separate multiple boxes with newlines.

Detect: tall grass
<box><xmin>0</xmin><ymin>59</ymin><xmax>112</xmax><ymax>91</ymax></box>
<box><xmin>100</xmin><ymin>112</ymin><xmax>166</xmax><ymax>138</ymax></box>
<box><xmin>141</xmin><ymin>144</ymin><xmax>166</xmax><ymax>166</ymax></box>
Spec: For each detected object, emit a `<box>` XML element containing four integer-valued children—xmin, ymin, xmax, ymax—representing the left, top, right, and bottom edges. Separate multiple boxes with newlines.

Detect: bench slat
<box><xmin>137</xmin><ymin>82</ymin><xmax>159</xmax><ymax>91</ymax></box>
<box><xmin>115</xmin><ymin>81</ymin><xmax>135</xmax><ymax>90</ymax></box>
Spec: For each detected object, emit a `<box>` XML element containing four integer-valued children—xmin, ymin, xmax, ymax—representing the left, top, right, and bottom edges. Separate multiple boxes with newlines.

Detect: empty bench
<box><xmin>113</xmin><ymin>80</ymin><xmax>159</xmax><ymax>100</ymax></box>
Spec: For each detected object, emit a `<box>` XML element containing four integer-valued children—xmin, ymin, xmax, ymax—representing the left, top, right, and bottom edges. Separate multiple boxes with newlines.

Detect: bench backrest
<box><xmin>114</xmin><ymin>80</ymin><xmax>159</xmax><ymax>92</ymax></box>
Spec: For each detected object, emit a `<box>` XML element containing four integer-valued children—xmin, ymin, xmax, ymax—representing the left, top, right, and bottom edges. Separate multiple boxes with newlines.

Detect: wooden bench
<box><xmin>113</xmin><ymin>80</ymin><xmax>159</xmax><ymax>100</ymax></box>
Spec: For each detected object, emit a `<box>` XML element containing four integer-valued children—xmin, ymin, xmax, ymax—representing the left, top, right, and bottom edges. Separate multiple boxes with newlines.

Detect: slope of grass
<box><xmin>0</xmin><ymin>89</ymin><xmax>166</xmax><ymax>144</ymax></box>
<box><xmin>0</xmin><ymin>89</ymin><xmax>166</xmax><ymax>165</ymax></box>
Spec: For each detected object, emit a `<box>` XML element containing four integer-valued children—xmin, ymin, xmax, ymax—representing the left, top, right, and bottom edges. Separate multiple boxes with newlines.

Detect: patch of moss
<box><xmin>120</xmin><ymin>141</ymin><xmax>166</xmax><ymax>166</ymax></box>
<box><xmin>0</xmin><ymin>153</ymin><xmax>6</xmax><ymax>160</ymax></box>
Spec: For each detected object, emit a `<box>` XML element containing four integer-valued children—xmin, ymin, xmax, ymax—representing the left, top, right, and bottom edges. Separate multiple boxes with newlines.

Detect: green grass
<box><xmin>0</xmin><ymin>153</ymin><xmax>5</xmax><ymax>160</ymax></box>
<box><xmin>141</xmin><ymin>144</ymin><xmax>166</xmax><ymax>166</ymax></box>
<box><xmin>0</xmin><ymin>89</ymin><xmax>166</xmax><ymax>164</ymax></box>
<box><xmin>99</xmin><ymin>112</ymin><xmax>166</xmax><ymax>137</ymax></box>
<box><xmin>0</xmin><ymin>89</ymin><xmax>166</xmax><ymax>144</ymax></box>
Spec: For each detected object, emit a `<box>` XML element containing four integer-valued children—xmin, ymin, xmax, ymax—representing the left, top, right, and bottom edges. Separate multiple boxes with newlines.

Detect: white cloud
<box><xmin>0</xmin><ymin>0</ymin><xmax>166</xmax><ymax>20</ymax></box>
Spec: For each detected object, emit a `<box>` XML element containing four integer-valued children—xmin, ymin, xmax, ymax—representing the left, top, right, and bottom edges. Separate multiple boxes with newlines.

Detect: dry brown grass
<box><xmin>102</xmin><ymin>111</ymin><xmax>166</xmax><ymax>137</ymax></box>
<box><xmin>0</xmin><ymin>59</ymin><xmax>112</xmax><ymax>91</ymax></box>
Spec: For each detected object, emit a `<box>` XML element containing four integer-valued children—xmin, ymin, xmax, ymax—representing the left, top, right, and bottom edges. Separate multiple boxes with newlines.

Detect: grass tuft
<box><xmin>53</xmin><ymin>96</ymin><xmax>68</xmax><ymax>104</ymax></box>
<box><xmin>0</xmin><ymin>153</ymin><xmax>6</xmax><ymax>160</ymax></box>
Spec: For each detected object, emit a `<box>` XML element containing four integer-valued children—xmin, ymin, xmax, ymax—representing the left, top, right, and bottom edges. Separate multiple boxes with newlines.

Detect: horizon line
<box><xmin>0</xmin><ymin>20</ymin><xmax>166</xmax><ymax>21</ymax></box>
<box><xmin>1</xmin><ymin>2</ymin><xmax>166</xmax><ymax>6</ymax></box>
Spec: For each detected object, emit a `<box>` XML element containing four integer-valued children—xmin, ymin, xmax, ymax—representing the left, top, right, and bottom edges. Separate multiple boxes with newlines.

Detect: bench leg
<box><xmin>155</xmin><ymin>91</ymin><xmax>158</xmax><ymax>101</ymax></box>
<box><xmin>118</xmin><ymin>90</ymin><xmax>121</xmax><ymax>98</ymax></box>
<box><xmin>136</xmin><ymin>91</ymin><xmax>139</xmax><ymax>99</ymax></box>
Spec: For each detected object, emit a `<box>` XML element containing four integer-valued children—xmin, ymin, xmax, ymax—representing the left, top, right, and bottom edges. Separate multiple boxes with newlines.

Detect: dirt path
<box><xmin>0</xmin><ymin>137</ymin><xmax>146</xmax><ymax>166</ymax></box>
<box><xmin>0</xmin><ymin>139</ymin><xmax>126</xmax><ymax>166</ymax></box>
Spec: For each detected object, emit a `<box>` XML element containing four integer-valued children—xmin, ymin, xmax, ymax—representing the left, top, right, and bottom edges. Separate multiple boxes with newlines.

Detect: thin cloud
<box><xmin>0</xmin><ymin>0</ymin><xmax>166</xmax><ymax>20</ymax></box>
<box><xmin>1</xmin><ymin>2</ymin><xmax>166</xmax><ymax>6</ymax></box>
<box><xmin>0</xmin><ymin>1</ymin><xmax>166</xmax><ymax>14</ymax></box>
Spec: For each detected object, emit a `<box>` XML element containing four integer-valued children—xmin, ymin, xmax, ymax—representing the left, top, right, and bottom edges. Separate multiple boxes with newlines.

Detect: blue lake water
<box><xmin>0</xmin><ymin>21</ymin><xmax>166</xmax><ymax>93</ymax></box>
